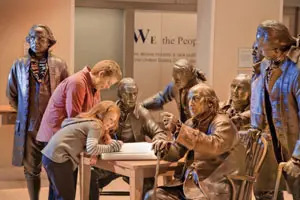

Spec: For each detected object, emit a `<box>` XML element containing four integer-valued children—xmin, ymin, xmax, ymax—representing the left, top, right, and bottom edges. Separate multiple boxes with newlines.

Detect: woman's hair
<box><xmin>26</xmin><ymin>24</ymin><xmax>56</xmax><ymax>48</ymax></box>
<box><xmin>91</xmin><ymin>60</ymin><xmax>122</xmax><ymax>81</ymax></box>
<box><xmin>77</xmin><ymin>101</ymin><xmax>120</xmax><ymax>122</ymax></box>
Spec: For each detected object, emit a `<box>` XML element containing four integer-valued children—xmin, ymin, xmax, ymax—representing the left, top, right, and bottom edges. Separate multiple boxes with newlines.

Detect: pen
<box><xmin>114</xmin><ymin>133</ymin><xmax>118</xmax><ymax>141</ymax></box>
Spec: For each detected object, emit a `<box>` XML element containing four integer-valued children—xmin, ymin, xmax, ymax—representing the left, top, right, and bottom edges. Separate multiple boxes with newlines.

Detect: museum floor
<box><xmin>0</xmin><ymin>125</ymin><xmax>294</xmax><ymax>200</ymax></box>
<box><xmin>0</xmin><ymin>166</ymin><xmax>129</xmax><ymax>200</ymax></box>
<box><xmin>0</xmin><ymin>167</ymin><xmax>293</xmax><ymax>200</ymax></box>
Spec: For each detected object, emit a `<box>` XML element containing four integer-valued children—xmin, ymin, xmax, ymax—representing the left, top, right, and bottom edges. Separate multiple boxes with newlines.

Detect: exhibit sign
<box><xmin>134</xmin><ymin>10</ymin><xmax>197</xmax><ymax>102</ymax></box>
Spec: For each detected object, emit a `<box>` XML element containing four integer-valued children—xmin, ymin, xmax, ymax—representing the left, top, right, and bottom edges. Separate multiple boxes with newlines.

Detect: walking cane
<box><xmin>272</xmin><ymin>162</ymin><xmax>287</xmax><ymax>200</ymax></box>
<box><xmin>153</xmin><ymin>151</ymin><xmax>161</xmax><ymax>200</ymax></box>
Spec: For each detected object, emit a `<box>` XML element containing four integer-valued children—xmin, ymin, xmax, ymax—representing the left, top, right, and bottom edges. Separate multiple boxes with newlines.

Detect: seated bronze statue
<box><xmin>220</xmin><ymin>74</ymin><xmax>251</xmax><ymax>131</ymax></box>
<box><xmin>145</xmin><ymin>83</ymin><xmax>246</xmax><ymax>200</ymax></box>
<box><xmin>89</xmin><ymin>78</ymin><xmax>165</xmax><ymax>200</ymax></box>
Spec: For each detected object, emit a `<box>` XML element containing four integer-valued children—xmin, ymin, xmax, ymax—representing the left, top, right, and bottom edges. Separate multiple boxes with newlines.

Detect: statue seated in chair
<box><xmin>220</xmin><ymin>74</ymin><xmax>251</xmax><ymax>131</ymax></box>
<box><xmin>89</xmin><ymin>78</ymin><xmax>165</xmax><ymax>200</ymax></box>
<box><xmin>145</xmin><ymin>83</ymin><xmax>246</xmax><ymax>200</ymax></box>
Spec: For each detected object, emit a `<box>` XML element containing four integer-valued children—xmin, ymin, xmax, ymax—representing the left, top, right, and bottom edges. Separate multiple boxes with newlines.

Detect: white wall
<box><xmin>0</xmin><ymin>0</ymin><xmax>74</xmax><ymax>167</ymax></box>
<box><xmin>0</xmin><ymin>0</ymin><xmax>74</xmax><ymax>105</ymax></box>
<box><xmin>75</xmin><ymin>7</ymin><xmax>124</xmax><ymax>101</ymax></box>
<box><xmin>134</xmin><ymin>11</ymin><xmax>197</xmax><ymax>117</ymax></box>
<box><xmin>197</xmin><ymin>0</ymin><xmax>282</xmax><ymax>101</ymax></box>
<box><xmin>212</xmin><ymin>0</ymin><xmax>282</xmax><ymax>101</ymax></box>
<box><xmin>75</xmin><ymin>7</ymin><xmax>124</xmax><ymax>72</ymax></box>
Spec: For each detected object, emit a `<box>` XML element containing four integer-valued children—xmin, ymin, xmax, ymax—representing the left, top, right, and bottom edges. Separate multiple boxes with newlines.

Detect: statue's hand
<box><xmin>247</xmin><ymin>128</ymin><xmax>261</xmax><ymax>139</ymax></box>
<box><xmin>231</xmin><ymin>115</ymin><xmax>242</xmax><ymax>129</ymax></box>
<box><xmin>283</xmin><ymin>159</ymin><xmax>300</xmax><ymax>178</ymax></box>
<box><xmin>152</xmin><ymin>139</ymin><xmax>172</xmax><ymax>157</ymax></box>
<box><xmin>161</xmin><ymin>112</ymin><xmax>178</xmax><ymax>132</ymax></box>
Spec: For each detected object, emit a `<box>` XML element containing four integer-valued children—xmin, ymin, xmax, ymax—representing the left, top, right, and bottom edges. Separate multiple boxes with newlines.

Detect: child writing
<box><xmin>41</xmin><ymin>101</ymin><xmax>123</xmax><ymax>200</ymax></box>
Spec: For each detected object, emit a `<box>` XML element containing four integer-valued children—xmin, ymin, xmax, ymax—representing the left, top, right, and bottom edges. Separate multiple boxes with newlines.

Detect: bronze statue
<box><xmin>142</xmin><ymin>58</ymin><xmax>206</xmax><ymax>123</ymax></box>
<box><xmin>251</xmin><ymin>20</ymin><xmax>300</xmax><ymax>199</ymax></box>
<box><xmin>252</xmin><ymin>40</ymin><xmax>264</xmax><ymax>80</ymax></box>
<box><xmin>6</xmin><ymin>24</ymin><xmax>68</xmax><ymax>200</ymax></box>
<box><xmin>220</xmin><ymin>74</ymin><xmax>251</xmax><ymax>131</ymax></box>
<box><xmin>90</xmin><ymin>78</ymin><xmax>165</xmax><ymax>200</ymax></box>
<box><xmin>250</xmin><ymin>40</ymin><xmax>284</xmax><ymax>199</ymax></box>
<box><xmin>145</xmin><ymin>83</ymin><xmax>245</xmax><ymax>200</ymax></box>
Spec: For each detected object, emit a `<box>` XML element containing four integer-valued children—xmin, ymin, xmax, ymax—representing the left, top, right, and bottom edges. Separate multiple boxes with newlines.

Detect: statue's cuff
<box><xmin>176</xmin><ymin>124</ymin><xmax>198</xmax><ymax>150</ymax></box>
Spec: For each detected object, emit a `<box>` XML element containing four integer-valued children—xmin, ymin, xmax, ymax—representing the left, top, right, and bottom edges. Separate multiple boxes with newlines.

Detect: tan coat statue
<box><xmin>145</xmin><ymin>83</ymin><xmax>246</xmax><ymax>200</ymax></box>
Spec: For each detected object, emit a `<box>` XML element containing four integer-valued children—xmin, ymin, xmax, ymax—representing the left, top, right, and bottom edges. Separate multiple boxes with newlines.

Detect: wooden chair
<box><xmin>226</xmin><ymin>131</ymin><xmax>268</xmax><ymax>200</ymax></box>
<box><xmin>272</xmin><ymin>162</ymin><xmax>287</xmax><ymax>200</ymax></box>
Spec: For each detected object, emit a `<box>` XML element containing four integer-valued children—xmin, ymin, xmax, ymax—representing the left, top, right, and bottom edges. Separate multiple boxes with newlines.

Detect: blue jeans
<box><xmin>42</xmin><ymin>155</ymin><xmax>77</xmax><ymax>200</ymax></box>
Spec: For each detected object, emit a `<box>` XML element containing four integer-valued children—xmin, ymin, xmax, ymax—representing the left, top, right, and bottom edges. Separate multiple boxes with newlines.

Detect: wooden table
<box><xmin>0</xmin><ymin>105</ymin><xmax>16</xmax><ymax>114</ymax></box>
<box><xmin>79</xmin><ymin>154</ymin><xmax>182</xmax><ymax>200</ymax></box>
<box><xmin>0</xmin><ymin>105</ymin><xmax>16</xmax><ymax>126</ymax></box>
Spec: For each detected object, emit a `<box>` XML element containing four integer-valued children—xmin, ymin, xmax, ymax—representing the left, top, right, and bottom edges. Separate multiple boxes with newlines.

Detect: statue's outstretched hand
<box><xmin>283</xmin><ymin>158</ymin><xmax>300</xmax><ymax>178</ymax></box>
<box><xmin>161</xmin><ymin>112</ymin><xmax>178</xmax><ymax>132</ymax></box>
<box><xmin>152</xmin><ymin>140</ymin><xmax>172</xmax><ymax>157</ymax></box>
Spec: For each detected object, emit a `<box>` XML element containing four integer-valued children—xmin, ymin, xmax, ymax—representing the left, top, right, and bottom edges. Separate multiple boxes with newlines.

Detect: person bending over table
<box><xmin>42</xmin><ymin>101</ymin><xmax>123</xmax><ymax>200</ymax></box>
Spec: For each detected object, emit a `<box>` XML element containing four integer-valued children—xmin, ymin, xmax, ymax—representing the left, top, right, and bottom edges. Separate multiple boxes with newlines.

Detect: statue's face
<box><xmin>120</xmin><ymin>84</ymin><xmax>138</xmax><ymax>109</ymax></box>
<box><xmin>252</xmin><ymin>41</ymin><xmax>264</xmax><ymax>64</ymax></box>
<box><xmin>260</xmin><ymin>42</ymin><xmax>278</xmax><ymax>60</ymax></box>
<box><xmin>188</xmin><ymin>87</ymin><xmax>208</xmax><ymax>117</ymax></box>
<box><xmin>172</xmin><ymin>67</ymin><xmax>193</xmax><ymax>89</ymax></box>
<box><xmin>230</xmin><ymin>78</ymin><xmax>250</xmax><ymax>104</ymax></box>
<box><xmin>256</xmin><ymin>32</ymin><xmax>280</xmax><ymax>61</ymax></box>
<box><xmin>29</xmin><ymin>27</ymin><xmax>50</xmax><ymax>54</ymax></box>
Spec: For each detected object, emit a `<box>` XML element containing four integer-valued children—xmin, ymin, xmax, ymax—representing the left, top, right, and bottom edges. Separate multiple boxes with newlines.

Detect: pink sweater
<box><xmin>36</xmin><ymin>66</ymin><xmax>100</xmax><ymax>142</ymax></box>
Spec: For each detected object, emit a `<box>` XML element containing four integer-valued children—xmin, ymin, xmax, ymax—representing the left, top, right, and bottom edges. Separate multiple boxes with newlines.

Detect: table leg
<box><xmin>130</xmin><ymin>168</ymin><xmax>144</xmax><ymax>200</ymax></box>
<box><xmin>79</xmin><ymin>154</ymin><xmax>91</xmax><ymax>200</ymax></box>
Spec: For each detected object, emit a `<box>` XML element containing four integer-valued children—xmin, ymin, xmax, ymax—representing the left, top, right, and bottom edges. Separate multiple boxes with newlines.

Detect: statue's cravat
<box><xmin>267</xmin><ymin>62</ymin><xmax>282</xmax><ymax>92</ymax></box>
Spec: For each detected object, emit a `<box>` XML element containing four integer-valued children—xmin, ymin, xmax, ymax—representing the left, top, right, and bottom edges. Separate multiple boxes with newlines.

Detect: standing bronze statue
<box><xmin>252</xmin><ymin>41</ymin><xmax>264</xmax><ymax>81</ymax></box>
<box><xmin>6</xmin><ymin>24</ymin><xmax>68</xmax><ymax>200</ymax></box>
<box><xmin>251</xmin><ymin>40</ymin><xmax>285</xmax><ymax>200</ymax></box>
<box><xmin>220</xmin><ymin>74</ymin><xmax>251</xmax><ymax>131</ymax></box>
<box><xmin>142</xmin><ymin>58</ymin><xmax>206</xmax><ymax>123</ymax></box>
<box><xmin>145</xmin><ymin>83</ymin><xmax>245</xmax><ymax>200</ymax></box>
<box><xmin>251</xmin><ymin>20</ymin><xmax>300</xmax><ymax>199</ymax></box>
<box><xmin>90</xmin><ymin>78</ymin><xmax>165</xmax><ymax>200</ymax></box>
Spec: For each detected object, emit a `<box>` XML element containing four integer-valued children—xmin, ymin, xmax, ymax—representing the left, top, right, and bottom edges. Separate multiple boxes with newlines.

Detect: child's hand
<box><xmin>90</xmin><ymin>155</ymin><xmax>98</xmax><ymax>165</ymax></box>
<box><xmin>109</xmin><ymin>140</ymin><xmax>123</xmax><ymax>152</ymax></box>
<box><xmin>101</xmin><ymin>133</ymin><xmax>112</xmax><ymax>144</ymax></box>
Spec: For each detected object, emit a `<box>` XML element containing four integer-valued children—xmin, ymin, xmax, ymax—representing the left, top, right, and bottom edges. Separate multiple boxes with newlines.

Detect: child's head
<box><xmin>77</xmin><ymin>101</ymin><xmax>120</xmax><ymax>132</ymax></box>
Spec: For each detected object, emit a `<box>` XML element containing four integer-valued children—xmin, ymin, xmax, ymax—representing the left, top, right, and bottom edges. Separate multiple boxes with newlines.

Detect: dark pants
<box><xmin>42</xmin><ymin>155</ymin><xmax>77</xmax><ymax>200</ymax></box>
<box><xmin>144</xmin><ymin>185</ymin><xmax>186</xmax><ymax>200</ymax></box>
<box><xmin>90</xmin><ymin>168</ymin><xmax>154</xmax><ymax>200</ymax></box>
<box><xmin>23</xmin><ymin>132</ymin><xmax>44</xmax><ymax>200</ymax></box>
<box><xmin>254</xmin><ymin>191</ymin><xmax>284</xmax><ymax>200</ymax></box>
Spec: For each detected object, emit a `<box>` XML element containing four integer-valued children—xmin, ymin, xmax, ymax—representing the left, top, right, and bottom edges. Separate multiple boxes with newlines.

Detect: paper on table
<box><xmin>101</xmin><ymin>142</ymin><xmax>157</xmax><ymax>160</ymax></box>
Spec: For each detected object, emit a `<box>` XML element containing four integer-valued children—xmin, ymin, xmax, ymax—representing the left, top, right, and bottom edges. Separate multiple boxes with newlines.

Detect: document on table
<box><xmin>101</xmin><ymin>142</ymin><xmax>157</xmax><ymax>160</ymax></box>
